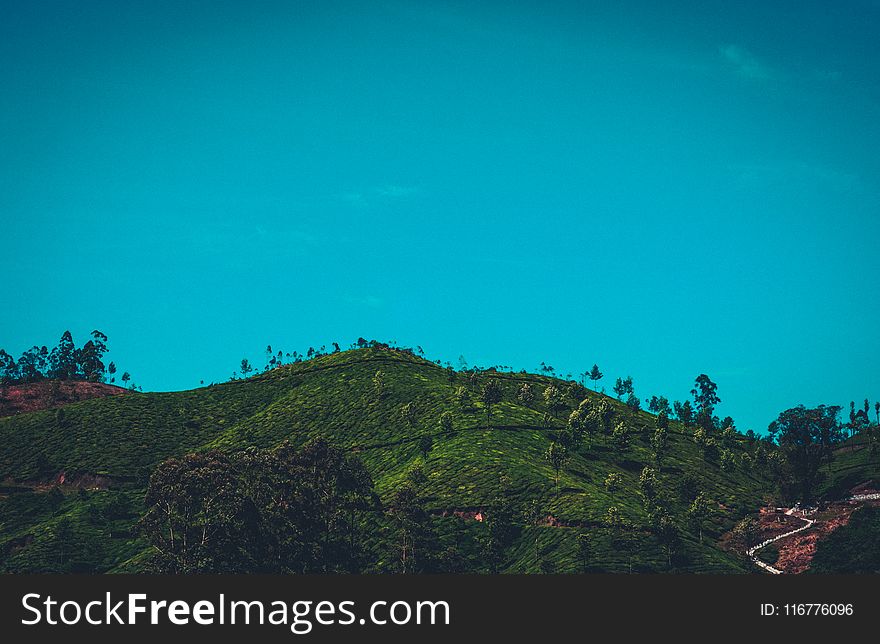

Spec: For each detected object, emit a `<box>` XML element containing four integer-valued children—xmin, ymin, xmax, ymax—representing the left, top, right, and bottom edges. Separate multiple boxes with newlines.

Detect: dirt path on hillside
<box><xmin>748</xmin><ymin>491</ymin><xmax>879</xmax><ymax>574</ymax></box>
<box><xmin>747</xmin><ymin>509</ymin><xmax>815</xmax><ymax>574</ymax></box>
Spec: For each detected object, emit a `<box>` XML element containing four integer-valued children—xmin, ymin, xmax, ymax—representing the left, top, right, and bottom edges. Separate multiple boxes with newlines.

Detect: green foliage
<box><xmin>139</xmin><ymin>439</ymin><xmax>376</xmax><ymax>573</ymax></box>
<box><xmin>809</xmin><ymin>507</ymin><xmax>880</xmax><ymax>574</ymax></box>
<box><xmin>0</xmin><ymin>347</ymin><xmax>773</xmax><ymax>573</ymax></box>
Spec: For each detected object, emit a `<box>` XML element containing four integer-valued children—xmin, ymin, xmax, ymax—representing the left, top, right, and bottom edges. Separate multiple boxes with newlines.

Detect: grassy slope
<box><xmin>821</xmin><ymin>439</ymin><xmax>880</xmax><ymax>500</ymax></box>
<box><xmin>0</xmin><ymin>348</ymin><xmax>771</xmax><ymax>573</ymax></box>
<box><xmin>809</xmin><ymin>506</ymin><xmax>880</xmax><ymax>574</ymax></box>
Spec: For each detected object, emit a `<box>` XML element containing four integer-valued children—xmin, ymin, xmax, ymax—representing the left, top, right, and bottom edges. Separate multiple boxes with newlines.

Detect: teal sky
<box><xmin>3</xmin><ymin>1</ymin><xmax>879</xmax><ymax>432</ymax></box>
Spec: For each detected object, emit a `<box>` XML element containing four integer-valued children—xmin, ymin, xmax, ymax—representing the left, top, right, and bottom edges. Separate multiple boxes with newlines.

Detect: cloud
<box><xmin>719</xmin><ymin>45</ymin><xmax>774</xmax><ymax>80</ymax></box>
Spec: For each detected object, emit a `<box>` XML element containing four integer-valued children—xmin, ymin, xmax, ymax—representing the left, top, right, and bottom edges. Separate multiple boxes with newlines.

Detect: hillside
<box><xmin>0</xmin><ymin>347</ymin><xmax>781</xmax><ymax>573</ymax></box>
<box><xmin>0</xmin><ymin>381</ymin><xmax>127</xmax><ymax>418</ymax></box>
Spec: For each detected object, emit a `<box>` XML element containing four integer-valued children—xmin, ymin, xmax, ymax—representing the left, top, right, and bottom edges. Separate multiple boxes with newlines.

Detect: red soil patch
<box><xmin>0</xmin><ymin>380</ymin><xmax>126</xmax><ymax>417</ymax></box>
<box><xmin>434</xmin><ymin>509</ymin><xmax>485</xmax><ymax>521</ymax></box>
<box><xmin>773</xmin><ymin>507</ymin><xmax>857</xmax><ymax>574</ymax></box>
<box><xmin>756</xmin><ymin>507</ymin><xmax>805</xmax><ymax>540</ymax></box>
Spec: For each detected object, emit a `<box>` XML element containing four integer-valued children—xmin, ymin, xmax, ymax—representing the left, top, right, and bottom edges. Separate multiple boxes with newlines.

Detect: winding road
<box><xmin>747</xmin><ymin>493</ymin><xmax>877</xmax><ymax>574</ymax></box>
<box><xmin>747</xmin><ymin>509</ymin><xmax>815</xmax><ymax>574</ymax></box>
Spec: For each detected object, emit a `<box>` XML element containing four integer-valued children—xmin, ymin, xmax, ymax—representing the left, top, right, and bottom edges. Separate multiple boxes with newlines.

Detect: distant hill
<box><xmin>0</xmin><ymin>380</ymin><xmax>127</xmax><ymax>418</ymax></box>
<box><xmin>0</xmin><ymin>347</ymin><xmax>871</xmax><ymax>574</ymax></box>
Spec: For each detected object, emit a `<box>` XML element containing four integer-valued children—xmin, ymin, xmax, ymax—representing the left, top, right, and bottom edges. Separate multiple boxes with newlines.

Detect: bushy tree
<box><xmin>438</xmin><ymin>411</ymin><xmax>454</xmax><ymax>435</ymax></box>
<box><xmin>651</xmin><ymin>426</ymin><xmax>668</xmax><ymax>469</ymax></box>
<box><xmin>730</xmin><ymin>517</ymin><xmax>759</xmax><ymax>554</ymax></box>
<box><xmin>516</xmin><ymin>382</ymin><xmax>534</xmax><ymax>407</ymax></box>
<box><xmin>139</xmin><ymin>440</ymin><xmax>376</xmax><ymax>573</ymax></box>
<box><xmin>638</xmin><ymin>466</ymin><xmax>659</xmax><ymax>511</ymax></box>
<box><xmin>625</xmin><ymin>393</ymin><xmax>640</xmax><ymax>413</ymax></box>
<box><xmin>576</xmin><ymin>532</ymin><xmax>591</xmax><ymax>573</ymax></box>
<box><xmin>480</xmin><ymin>379</ymin><xmax>503</xmax><ymax>429</ymax></box>
<box><xmin>604</xmin><ymin>472</ymin><xmax>622</xmax><ymax>499</ymax></box>
<box><xmin>611</xmin><ymin>421</ymin><xmax>630</xmax><ymax>451</ymax></box>
<box><xmin>544</xmin><ymin>441</ymin><xmax>569</xmax><ymax>496</ymax></box>
<box><xmin>543</xmin><ymin>385</ymin><xmax>566</xmax><ymax>418</ymax></box>
<box><xmin>767</xmin><ymin>405</ymin><xmax>841</xmax><ymax>503</ymax></box>
<box><xmin>613</xmin><ymin>376</ymin><xmax>633</xmax><ymax>400</ymax></box>
<box><xmin>372</xmin><ymin>370</ymin><xmax>387</xmax><ymax>400</ymax></box>
<box><xmin>686</xmin><ymin>492</ymin><xmax>711</xmax><ymax>544</ymax></box>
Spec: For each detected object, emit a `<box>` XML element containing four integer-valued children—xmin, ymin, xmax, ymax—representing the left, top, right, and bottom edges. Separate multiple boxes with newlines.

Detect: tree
<box><xmin>576</xmin><ymin>531</ymin><xmax>591</xmax><ymax>573</ymax></box>
<box><xmin>875</xmin><ymin>401</ymin><xmax>880</xmax><ymax>425</ymax></box>
<box><xmin>611</xmin><ymin>421</ymin><xmax>630</xmax><ymax>451</ymax></box>
<box><xmin>656</xmin><ymin>409</ymin><xmax>669</xmax><ymax>431</ymax></box>
<box><xmin>730</xmin><ymin>517</ymin><xmax>759</xmax><ymax>554</ymax></box>
<box><xmin>653</xmin><ymin>509</ymin><xmax>680</xmax><ymax>569</ymax></box>
<box><xmin>456</xmin><ymin>386</ymin><xmax>470</xmax><ymax>410</ymax></box>
<box><xmin>625</xmin><ymin>393</ymin><xmax>640</xmax><ymax>413</ymax></box>
<box><xmin>543</xmin><ymin>385</ymin><xmax>566</xmax><ymax>418</ymax></box>
<box><xmin>107</xmin><ymin>361</ymin><xmax>117</xmax><ymax>383</ymax></box>
<box><xmin>480</xmin><ymin>379</ymin><xmax>503</xmax><ymax>429</ymax></box>
<box><xmin>720</xmin><ymin>449</ymin><xmax>736</xmax><ymax>471</ymax></box>
<box><xmin>481</xmin><ymin>494</ymin><xmax>517</xmax><ymax>573</ymax></box>
<box><xmin>588</xmin><ymin>364</ymin><xmax>603</xmax><ymax>391</ymax></box>
<box><xmin>401</xmin><ymin>402</ymin><xmax>417</xmax><ymax>428</ymax></box>
<box><xmin>613</xmin><ymin>376</ymin><xmax>633</xmax><ymax>400</ymax></box>
<box><xmin>686</xmin><ymin>492</ymin><xmax>711</xmax><ymax>544</ymax></box>
<box><xmin>638</xmin><ymin>466</ymin><xmax>659</xmax><ymax>511</ymax></box>
<box><xmin>692</xmin><ymin>374</ymin><xmax>720</xmax><ymax>431</ymax></box>
<box><xmin>596</xmin><ymin>399</ymin><xmax>615</xmax><ymax>444</ymax></box>
<box><xmin>372</xmin><ymin>370</ymin><xmax>386</xmax><ymax>401</ymax></box>
<box><xmin>677</xmin><ymin>473</ymin><xmax>699</xmax><ymax>503</ymax></box>
<box><xmin>121</xmin><ymin>372</ymin><xmax>131</xmax><ymax>388</ymax></box>
<box><xmin>48</xmin><ymin>331</ymin><xmax>77</xmax><ymax>380</ymax></box>
<box><xmin>53</xmin><ymin>516</ymin><xmax>76</xmax><ymax>568</ymax></box>
<box><xmin>0</xmin><ymin>349</ymin><xmax>16</xmax><ymax>385</ymax></box>
<box><xmin>604</xmin><ymin>472</ymin><xmax>622</xmax><ymax>499</ymax></box>
<box><xmin>418</xmin><ymin>434</ymin><xmax>434</xmax><ymax>459</ymax></box>
<box><xmin>544</xmin><ymin>441</ymin><xmax>569</xmax><ymax>496</ymax></box>
<box><xmin>239</xmin><ymin>358</ymin><xmax>253</xmax><ymax>378</ymax></box>
<box><xmin>674</xmin><ymin>400</ymin><xmax>694</xmax><ymax>426</ymax></box>
<box><xmin>78</xmin><ymin>330</ymin><xmax>109</xmax><ymax>382</ymax></box>
<box><xmin>438</xmin><ymin>411</ymin><xmax>454</xmax><ymax>435</ymax></box>
<box><xmin>516</xmin><ymin>382</ymin><xmax>534</xmax><ymax>407</ymax></box>
<box><xmin>139</xmin><ymin>440</ymin><xmax>376</xmax><ymax>573</ymax></box>
<box><xmin>388</xmin><ymin>484</ymin><xmax>439</xmax><ymax>574</ymax></box>
<box><xmin>579</xmin><ymin>400</ymin><xmax>598</xmax><ymax>447</ymax></box>
<box><xmin>651</xmin><ymin>426</ymin><xmax>668</xmax><ymax>469</ymax></box>
<box><xmin>767</xmin><ymin>405</ymin><xmax>840</xmax><ymax>503</ymax></box>
<box><xmin>691</xmin><ymin>374</ymin><xmax>720</xmax><ymax>413</ymax></box>
<box><xmin>647</xmin><ymin>395</ymin><xmax>671</xmax><ymax>416</ymax></box>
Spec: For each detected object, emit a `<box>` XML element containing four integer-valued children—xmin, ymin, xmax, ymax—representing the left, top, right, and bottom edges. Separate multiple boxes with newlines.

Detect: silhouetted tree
<box><xmin>480</xmin><ymin>379</ymin><xmax>503</xmax><ymax>429</ymax></box>
<box><xmin>588</xmin><ymin>364</ymin><xmax>603</xmax><ymax>391</ymax></box>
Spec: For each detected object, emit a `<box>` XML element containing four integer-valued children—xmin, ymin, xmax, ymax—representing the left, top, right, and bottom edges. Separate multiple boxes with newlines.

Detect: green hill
<box><xmin>0</xmin><ymin>347</ymin><xmax>785</xmax><ymax>573</ymax></box>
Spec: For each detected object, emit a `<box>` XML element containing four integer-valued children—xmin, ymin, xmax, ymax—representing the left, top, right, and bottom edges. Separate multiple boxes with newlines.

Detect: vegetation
<box><xmin>1</xmin><ymin>341</ymin><xmax>877</xmax><ymax>574</ymax></box>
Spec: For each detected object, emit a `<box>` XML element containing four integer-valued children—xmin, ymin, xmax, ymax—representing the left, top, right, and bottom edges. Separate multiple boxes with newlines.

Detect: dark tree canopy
<box><xmin>768</xmin><ymin>405</ymin><xmax>842</xmax><ymax>503</ymax></box>
<box><xmin>0</xmin><ymin>330</ymin><xmax>118</xmax><ymax>385</ymax></box>
<box><xmin>139</xmin><ymin>439</ymin><xmax>377</xmax><ymax>573</ymax></box>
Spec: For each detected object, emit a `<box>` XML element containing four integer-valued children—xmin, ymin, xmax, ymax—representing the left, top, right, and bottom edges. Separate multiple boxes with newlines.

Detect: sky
<box><xmin>2</xmin><ymin>0</ymin><xmax>879</xmax><ymax>432</ymax></box>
